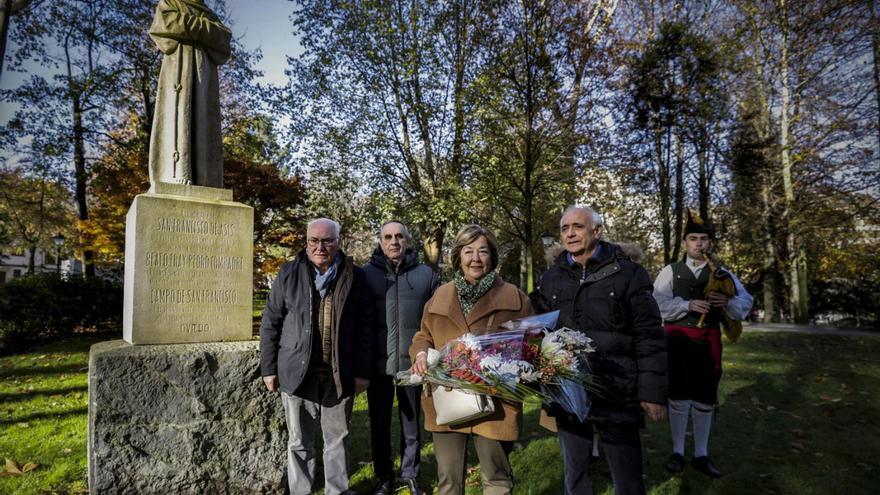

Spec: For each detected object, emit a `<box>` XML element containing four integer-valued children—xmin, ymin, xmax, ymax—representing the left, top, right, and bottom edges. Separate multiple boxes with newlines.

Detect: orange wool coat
<box><xmin>409</xmin><ymin>276</ymin><xmax>532</xmax><ymax>441</ymax></box>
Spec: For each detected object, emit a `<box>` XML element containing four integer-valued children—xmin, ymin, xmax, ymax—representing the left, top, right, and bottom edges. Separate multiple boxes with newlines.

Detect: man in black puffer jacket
<box><xmin>362</xmin><ymin>221</ymin><xmax>439</xmax><ymax>495</ymax></box>
<box><xmin>531</xmin><ymin>206</ymin><xmax>667</xmax><ymax>495</ymax></box>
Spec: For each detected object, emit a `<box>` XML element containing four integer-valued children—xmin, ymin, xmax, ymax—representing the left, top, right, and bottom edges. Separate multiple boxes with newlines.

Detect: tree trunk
<box><xmin>698</xmin><ymin>129</ymin><xmax>710</xmax><ymax>221</ymax></box>
<box><xmin>778</xmin><ymin>0</ymin><xmax>803</xmax><ymax>322</ymax></box>
<box><xmin>0</xmin><ymin>0</ymin><xmax>12</xmax><ymax>77</ymax></box>
<box><xmin>72</xmin><ymin>96</ymin><xmax>95</xmax><ymax>278</ymax></box>
<box><xmin>656</xmin><ymin>127</ymin><xmax>671</xmax><ymax>264</ymax></box>
<box><xmin>671</xmin><ymin>128</ymin><xmax>684</xmax><ymax>261</ymax></box>
<box><xmin>422</xmin><ymin>225</ymin><xmax>444</xmax><ymax>271</ymax></box>
<box><xmin>27</xmin><ymin>243</ymin><xmax>36</xmax><ymax>274</ymax></box>
<box><xmin>871</xmin><ymin>0</ymin><xmax>880</xmax><ymax>169</ymax></box>
<box><xmin>761</xmin><ymin>179</ymin><xmax>777</xmax><ymax>323</ymax></box>
<box><xmin>797</xmin><ymin>245</ymin><xmax>809</xmax><ymax>320</ymax></box>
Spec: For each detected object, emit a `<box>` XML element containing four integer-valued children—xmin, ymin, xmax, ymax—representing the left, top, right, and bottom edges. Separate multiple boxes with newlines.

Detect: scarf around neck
<box><xmin>454</xmin><ymin>270</ymin><xmax>497</xmax><ymax>317</ymax></box>
<box><xmin>313</xmin><ymin>255</ymin><xmax>341</xmax><ymax>298</ymax></box>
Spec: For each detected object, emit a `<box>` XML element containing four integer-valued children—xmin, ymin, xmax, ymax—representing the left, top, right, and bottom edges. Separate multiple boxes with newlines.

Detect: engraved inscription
<box><xmin>156</xmin><ymin>217</ymin><xmax>236</xmax><ymax>236</ymax></box>
<box><xmin>181</xmin><ymin>323</ymin><xmax>210</xmax><ymax>333</ymax></box>
<box><xmin>144</xmin><ymin>252</ymin><xmax>244</xmax><ymax>271</ymax></box>
<box><xmin>124</xmin><ymin>193</ymin><xmax>253</xmax><ymax>344</ymax></box>
<box><xmin>150</xmin><ymin>288</ymin><xmax>238</xmax><ymax>304</ymax></box>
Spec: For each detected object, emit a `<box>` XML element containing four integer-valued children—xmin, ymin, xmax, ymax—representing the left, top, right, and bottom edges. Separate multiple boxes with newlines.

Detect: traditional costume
<box><xmin>653</xmin><ymin>211</ymin><xmax>753</xmax><ymax>477</ymax></box>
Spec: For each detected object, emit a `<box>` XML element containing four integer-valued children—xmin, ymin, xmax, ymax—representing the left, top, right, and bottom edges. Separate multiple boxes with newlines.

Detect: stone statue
<box><xmin>148</xmin><ymin>0</ymin><xmax>231</xmax><ymax>188</ymax></box>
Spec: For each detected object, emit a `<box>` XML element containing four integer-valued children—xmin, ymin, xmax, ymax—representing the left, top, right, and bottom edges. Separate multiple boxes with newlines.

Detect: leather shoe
<box><xmin>666</xmin><ymin>453</ymin><xmax>685</xmax><ymax>473</ymax></box>
<box><xmin>402</xmin><ymin>478</ymin><xmax>423</xmax><ymax>495</ymax></box>
<box><xmin>692</xmin><ymin>456</ymin><xmax>722</xmax><ymax>478</ymax></box>
<box><xmin>372</xmin><ymin>479</ymin><xmax>393</xmax><ymax>495</ymax></box>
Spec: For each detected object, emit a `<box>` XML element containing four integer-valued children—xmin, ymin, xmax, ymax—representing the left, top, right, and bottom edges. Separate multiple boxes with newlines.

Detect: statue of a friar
<box><xmin>148</xmin><ymin>0</ymin><xmax>231</xmax><ymax>188</ymax></box>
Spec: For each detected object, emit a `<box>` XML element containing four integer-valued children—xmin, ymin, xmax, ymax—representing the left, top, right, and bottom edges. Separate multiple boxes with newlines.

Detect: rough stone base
<box><xmin>88</xmin><ymin>340</ymin><xmax>286</xmax><ymax>494</ymax></box>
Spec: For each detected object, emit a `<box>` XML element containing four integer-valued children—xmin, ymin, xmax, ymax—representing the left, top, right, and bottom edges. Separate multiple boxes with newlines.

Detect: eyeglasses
<box><xmin>307</xmin><ymin>237</ymin><xmax>338</xmax><ymax>247</ymax></box>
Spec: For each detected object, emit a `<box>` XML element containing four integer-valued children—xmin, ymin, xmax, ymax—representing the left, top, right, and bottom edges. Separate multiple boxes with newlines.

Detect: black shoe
<box><xmin>372</xmin><ymin>479</ymin><xmax>393</xmax><ymax>495</ymax></box>
<box><xmin>402</xmin><ymin>478</ymin><xmax>423</xmax><ymax>495</ymax></box>
<box><xmin>692</xmin><ymin>456</ymin><xmax>722</xmax><ymax>478</ymax></box>
<box><xmin>666</xmin><ymin>453</ymin><xmax>685</xmax><ymax>473</ymax></box>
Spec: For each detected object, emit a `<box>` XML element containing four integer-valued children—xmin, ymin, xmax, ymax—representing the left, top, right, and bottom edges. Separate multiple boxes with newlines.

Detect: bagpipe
<box><xmin>697</xmin><ymin>252</ymin><xmax>743</xmax><ymax>342</ymax></box>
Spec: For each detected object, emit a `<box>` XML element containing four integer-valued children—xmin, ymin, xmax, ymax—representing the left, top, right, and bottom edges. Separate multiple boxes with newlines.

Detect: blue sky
<box><xmin>226</xmin><ymin>0</ymin><xmax>301</xmax><ymax>86</ymax></box>
<box><xmin>0</xmin><ymin>0</ymin><xmax>301</xmax><ymax>137</ymax></box>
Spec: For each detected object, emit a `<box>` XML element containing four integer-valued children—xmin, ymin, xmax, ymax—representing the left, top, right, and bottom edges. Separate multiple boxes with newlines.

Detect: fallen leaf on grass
<box><xmin>2</xmin><ymin>458</ymin><xmax>38</xmax><ymax>476</ymax></box>
<box><xmin>3</xmin><ymin>459</ymin><xmax>20</xmax><ymax>475</ymax></box>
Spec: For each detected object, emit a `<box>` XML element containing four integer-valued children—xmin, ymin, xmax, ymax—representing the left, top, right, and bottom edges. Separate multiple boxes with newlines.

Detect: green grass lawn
<box><xmin>2</xmin><ymin>331</ymin><xmax>879</xmax><ymax>494</ymax></box>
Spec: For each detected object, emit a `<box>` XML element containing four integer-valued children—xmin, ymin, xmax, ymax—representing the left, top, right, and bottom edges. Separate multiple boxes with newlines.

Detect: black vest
<box><xmin>669</xmin><ymin>261</ymin><xmax>719</xmax><ymax>328</ymax></box>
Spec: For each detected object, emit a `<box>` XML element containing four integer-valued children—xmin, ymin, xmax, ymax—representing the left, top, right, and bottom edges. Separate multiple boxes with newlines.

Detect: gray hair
<box><xmin>379</xmin><ymin>220</ymin><xmax>411</xmax><ymax>241</ymax></box>
<box><xmin>560</xmin><ymin>205</ymin><xmax>604</xmax><ymax>228</ymax></box>
<box><xmin>307</xmin><ymin>218</ymin><xmax>341</xmax><ymax>238</ymax></box>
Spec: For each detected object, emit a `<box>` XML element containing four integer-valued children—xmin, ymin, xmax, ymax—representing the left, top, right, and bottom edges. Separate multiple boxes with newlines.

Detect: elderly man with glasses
<box><xmin>260</xmin><ymin>218</ymin><xmax>374</xmax><ymax>495</ymax></box>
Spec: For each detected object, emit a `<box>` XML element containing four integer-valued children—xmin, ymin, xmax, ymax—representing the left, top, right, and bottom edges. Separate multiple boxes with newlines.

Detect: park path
<box><xmin>744</xmin><ymin>322</ymin><xmax>878</xmax><ymax>337</ymax></box>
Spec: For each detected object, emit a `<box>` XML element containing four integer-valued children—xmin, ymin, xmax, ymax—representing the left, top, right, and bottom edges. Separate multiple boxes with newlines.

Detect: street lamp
<box><xmin>52</xmin><ymin>233</ymin><xmax>65</xmax><ymax>274</ymax></box>
<box><xmin>540</xmin><ymin>231</ymin><xmax>557</xmax><ymax>268</ymax></box>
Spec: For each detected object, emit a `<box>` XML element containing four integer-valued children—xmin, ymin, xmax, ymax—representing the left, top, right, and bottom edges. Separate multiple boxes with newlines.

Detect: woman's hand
<box><xmin>412</xmin><ymin>351</ymin><xmax>429</xmax><ymax>375</ymax></box>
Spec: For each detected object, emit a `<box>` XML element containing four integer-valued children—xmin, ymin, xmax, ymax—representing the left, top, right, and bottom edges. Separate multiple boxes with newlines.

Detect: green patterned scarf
<box><xmin>454</xmin><ymin>270</ymin><xmax>497</xmax><ymax>317</ymax></box>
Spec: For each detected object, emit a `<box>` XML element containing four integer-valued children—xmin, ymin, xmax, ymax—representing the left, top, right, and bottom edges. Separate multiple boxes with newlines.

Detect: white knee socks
<box><xmin>668</xmin><ymin>399</ymin><xmax>715</xmax><ymax>457</ymax></box>
<box><xmin>668</xmin><ymin>399</ymin><xmax>690</xmax><ymax>455</ymax></box>
<box><xmin>691</xmin><ymin>401</ymin><xmax>715</xmax><ymax>458</ymax></box>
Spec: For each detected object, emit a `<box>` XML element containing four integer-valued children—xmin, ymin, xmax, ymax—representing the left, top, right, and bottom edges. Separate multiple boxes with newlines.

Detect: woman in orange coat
<box><xmin>410</xmin><ymin>224</ymin><xmax>532</xmax><ymax>495</ymax></box>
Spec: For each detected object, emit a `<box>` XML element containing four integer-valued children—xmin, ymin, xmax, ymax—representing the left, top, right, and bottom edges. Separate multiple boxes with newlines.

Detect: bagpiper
<box><xmin>653</xmin><ymin>210</ymin><xmax>754</xmax><ymax>478</ymax></box>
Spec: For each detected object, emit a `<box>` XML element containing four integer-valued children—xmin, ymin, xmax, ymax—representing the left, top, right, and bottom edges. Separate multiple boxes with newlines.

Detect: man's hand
<box><xmin>688</xmin><ymin>299</ymin><xmax>712</xmax><ymax>314</ymax></box>
<box><xmin>263</xmin><ymin>375</ymin><xmax>279</xmax><ymax>392</ymax></box>
<box><xmin>411</xmin><ymin>351</ymin><xmax>428</xmax><ymax>376</ymax></box>
<box><xmin>706</xmin><ymin>291</ymin><xmax>729</xmax><ymax>308</ymax></box>
<box><xmin>355</xmin><ymin>378</ymin><xmax>370</xmax><ymax>394</ymax></box>
<box><xmin>641</xmin><ymin>401</ymin><xmax>666</xmax><ymax>422</ymax></box>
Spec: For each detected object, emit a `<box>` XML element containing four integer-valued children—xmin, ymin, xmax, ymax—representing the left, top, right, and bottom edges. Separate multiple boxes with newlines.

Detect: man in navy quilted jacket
<box><xmin>362</xmin><ymin>221</ymin><xmax>439</xmax><ymax>495</ymax></box>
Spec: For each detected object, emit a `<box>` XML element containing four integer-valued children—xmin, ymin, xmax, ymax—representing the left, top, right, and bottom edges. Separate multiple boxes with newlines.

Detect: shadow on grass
<box><xmin>0</xmin><ymin>384</ymin><xmax>88</xmax><ymax>403</ymax></box>
<box><xmin>712</xmin><ymin>335</ymin><xmax>880</xmax><ymax>495</ymax></box>
<box><xmin>0</xmin><ymin>405</ymin><xmax>88</xmax><ymax>426</ymax></box>
<box><xmin>637</xmin><ymin>334</ymin><xmax>880</xmax><ymax>495</ymax></box>
<box><xmin>0</xmin><ymin>363</ymin><xmax>90</xmax><ymax>379</ymax></box>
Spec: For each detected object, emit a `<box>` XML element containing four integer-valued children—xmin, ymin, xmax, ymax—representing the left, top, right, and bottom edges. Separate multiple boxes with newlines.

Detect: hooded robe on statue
<box><xmin>148</xmin><ymin>0</ymin><xmax>231</xmax><ymax>188</ymax></box>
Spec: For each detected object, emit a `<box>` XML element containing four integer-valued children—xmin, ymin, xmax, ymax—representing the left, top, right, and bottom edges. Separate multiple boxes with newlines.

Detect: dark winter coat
<box><xmin>531</xmin><ymin>240</ymin><xmax>667</xmax><ymax>424</ymax></box>
<box><xmin>259</xmin><ymin>249</ymin><xmax>374</xmax><ymax>397</ymax></box>
<box><xmin>362</xmin><ymin>247</ymin><xmax>439</xmax><ymax>376</ymax></box>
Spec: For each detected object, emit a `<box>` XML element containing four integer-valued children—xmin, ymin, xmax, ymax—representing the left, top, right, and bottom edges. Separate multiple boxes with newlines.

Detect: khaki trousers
<box><xmin>432</xmin><ymin>431</ymin><xmax>513</xmax><ymax>495</ymax></box>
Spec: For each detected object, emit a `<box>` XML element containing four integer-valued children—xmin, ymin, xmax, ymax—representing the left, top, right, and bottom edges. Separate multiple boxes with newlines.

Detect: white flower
<box><xmin>481</xmin><ymin>357</ymin><xmax>537</xmax><ymax>385</ymax></box>
<box><xmin>543</xmin><ymin>328</ymin><xmax>594</xmax><ymax>356</ymax></box>
<box><xmin>480</xmin><ymin>355</ymin><xmax>503</xmax><ymax>370</ymax></box>
<box><xmin>520</xmin><ymin>367</ymin><xmax>542</xmax><ymax>383</ymax></box>
<box><xmin>458</xmin><ymin>333</ymin><xmax>481</xmax><ymax>352</ymax></box>
<box><xmin>427</xmin><ymin>348</ymin><xmax>442</xmax><ymax>367</ymax></box>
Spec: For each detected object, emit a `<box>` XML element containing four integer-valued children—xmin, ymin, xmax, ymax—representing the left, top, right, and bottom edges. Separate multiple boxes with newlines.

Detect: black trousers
<box><xmin>556</xmin><ymin>418</ymin><xmax>646</xmax><ymax>495</ymax></box>
<box><xmin>367</xmin><ymin>374</ymin><xmax>422</xmax><ymax>481</ymax></box>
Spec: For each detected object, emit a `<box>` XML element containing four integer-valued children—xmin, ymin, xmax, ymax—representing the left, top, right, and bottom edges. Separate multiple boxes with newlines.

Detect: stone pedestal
<box><xmin>88</xmin><ymin>340</ymin><xmax>287</xmax><ymax>494</ymax></box>
<box><xmin>123</xmin><ymin>182</ymin><xmax>254</xmax><ymax>344</ymax></box>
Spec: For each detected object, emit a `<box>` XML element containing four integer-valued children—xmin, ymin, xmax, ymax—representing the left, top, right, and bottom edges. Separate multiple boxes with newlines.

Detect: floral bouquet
<box><xmin>396</xmin><ymin>311</ymin><xmax>597</xmax><ymax>420</ymax></box>
<box><xmin>539</xmin><ymin>328</ymin><xmax>596</xmax><ymax>422</ymax></box>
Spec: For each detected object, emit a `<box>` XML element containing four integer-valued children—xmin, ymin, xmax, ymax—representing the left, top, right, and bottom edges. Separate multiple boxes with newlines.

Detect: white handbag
<box><xmin>431</xmin><ymin>385</ymin><xmax>495</xmax><ymax>426</ymax></box>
